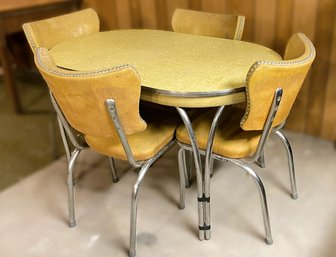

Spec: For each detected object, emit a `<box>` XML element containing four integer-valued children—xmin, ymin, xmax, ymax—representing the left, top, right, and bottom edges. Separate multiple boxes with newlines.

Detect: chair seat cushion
<box><xmin>85</xmin><ymin>108</ymin><xmax>178</xmax><ymax>161</ymax></box>
<box><xmin>176</xmin><ymin>107</ymin><xmax>261</xmax><ymax>158</ymax></box>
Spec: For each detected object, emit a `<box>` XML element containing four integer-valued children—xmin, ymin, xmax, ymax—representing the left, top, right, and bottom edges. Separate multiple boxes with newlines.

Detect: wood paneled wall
<box><xmin>83</xmin><ymin>0</ymin><xmax>336</xmax><ymax>141</ymax></box>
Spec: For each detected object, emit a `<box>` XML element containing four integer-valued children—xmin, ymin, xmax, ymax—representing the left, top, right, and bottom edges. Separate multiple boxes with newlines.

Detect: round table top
<box><xmin>50</xmin><ymin>29</ymin><xmax>282</xmax><ymax>107</ymax></box>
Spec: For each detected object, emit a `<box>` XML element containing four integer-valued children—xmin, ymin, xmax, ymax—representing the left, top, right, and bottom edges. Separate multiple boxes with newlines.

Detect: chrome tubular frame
<box><xmin>49</xmin><ymin>111</ymin><xmax>58</xmax><ymax>159</ymax></box>
<box><xmin>256</xmin><ymin>150</ymin><xmax>266</xmax><ymax>168</ymax></box>
<box><xmin>204</xmin><ymin>105</ymin><xmax>226</xmax><ymax>240</ymax></box>
<box><xmin>274</xmin><ymin>130</ymin><xmax>298</xmax><ymax>199</ymax></box>
<box><xmin>228</xmin><ymin>159</ymin><xmax>273</xmax><ymax>245</ymax></box>
<box><xmin>243</xmin><ymin>88</ymin><xmax>283</xmax><ymax>164</ymax></box>
<box><xmin>178</xmin><ymin>148</ymin><xmax>187</xmax><ymax>207</ymax></box>
<box><xmin>57</xmin><ymin>115</ymin><xmax>71</xmax><ymax>162</ymax></box>
<box><xmin>177</xmin><ymin>88</ymin><xmax>283</xmax><ymax>244</ymax></box>
<box><xmin>105</xmin><ymin>99</ymin><xmax>183</xmax><ymax>257</ymax></box>
<box><xmin>177</xmin><ymin>142</ymin><xmax>274</xmax><ymax>244</ymax></box>
<box><xmin>49</xmin><ymin>92</ymin><xmax>87</xmax><ymax>150</ymax></box>
<box><xmin>176</xmin><ymin>107</ymin><xmax>205</xmax><ymax>240</ymax></box>
<box><xmin>129</xmin><ymin>140</ymin><xmax>176</xmax><ymax>257</ymax></box>
<box><xmin>186</xmin><ymin>150</ymin><xmax>193</xmax><ymax>185</ymax></box>
<box><xmin>178</xmin><ymin>149</ymin><xmax>192</xmax><ymax>188</ymax></box>
<box><xmin>67</xmin><ymin>148</ymin><xmax>81</xmax><ymax>227</ymax></box>
<box><xmin>202</xmin><ymin>88</ymin><xmax>282</xmax><ymax>243</ymax></box>
<box><xmin>50</xmin><ymin>92</ymin><xmax>120</xmax><ymax>227</ymax></box>
<box><xmin>142</xmin><ymin>84</ymin><xmax>245</xmax><ymax>98</ymax></box>
<box><xmin>109</xmin><ymin>157</ymin><xmax>119</xmax><ymax>183</ymax></box>
<box><xmin>105</xmin><ymin>99</ymin><xmax>143</xmax><ymax>169</ymax></box>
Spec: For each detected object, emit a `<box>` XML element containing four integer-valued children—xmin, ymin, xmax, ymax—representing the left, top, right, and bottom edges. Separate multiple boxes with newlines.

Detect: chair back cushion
<box><xmin>34</xmin><ymin>48</ymin><xmax>146</xmax><ymax>138</ymax></box>
<box><xmin>240</xmin><ymin>33</ymin><xmax>316</xmax><ymax>131</ymax></box>
<box><xmin>23</xmin><ymin>8</ymin><xmax>99</xmax><ymax>53</ymax></box>
<box><xmin>171</xmin><ymin>8</ymin><xmax>245</xmax><ymax>40</ymax></box>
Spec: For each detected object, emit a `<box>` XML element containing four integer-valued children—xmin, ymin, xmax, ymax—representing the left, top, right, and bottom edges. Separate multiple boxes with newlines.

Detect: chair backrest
<box><xmin>34</xmin><ymin>48</ymin><xmax>147</xmax><ymax>138</ymax></box>
<box><xmin>240</xmin><ymin>33</ymin><xmax>316</xmax><ymax>131</ymax></box>
<box><xmin>171</xmin><ymin>8</ymin><xmax>245</xmax><ymax>40</ymax></box>
<box><xmin>23</xmin><ymin>8</ymin><xmax>99</xmax><ymax>53</ymax></box>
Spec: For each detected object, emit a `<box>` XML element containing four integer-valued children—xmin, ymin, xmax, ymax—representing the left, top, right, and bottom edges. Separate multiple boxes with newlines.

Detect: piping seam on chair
<box><xmin>22</xmin><ymin>24</ymin><xmax>37</xmax><ymax>52</ymax></box>
<box><xmin>235</xmin><ymin>16</ymin><xmax>245</xmax><ymax>40</ymax></box>
<box><xmin>36</xmin><ymin>49</ymin><xmax>135</xmax><ymax>77</ymax></box>
<box><xmin>240</xmin><ymin>33</ymin><xmax>316</xmax><ymax>127</ymax></box>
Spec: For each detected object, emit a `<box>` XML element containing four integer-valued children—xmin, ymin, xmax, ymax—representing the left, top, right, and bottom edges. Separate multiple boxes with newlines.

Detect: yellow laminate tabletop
<box><xmin>50</xmin><ymin>29</ymin><xmax>282</xmax><ymax>107</ymax></box>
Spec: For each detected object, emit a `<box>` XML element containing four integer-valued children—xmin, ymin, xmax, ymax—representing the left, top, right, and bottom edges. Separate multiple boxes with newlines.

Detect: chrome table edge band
<box><xmin>141</xmin><ymin>85</ymin><xmax>245</xmax><ymax>98</ymax></box>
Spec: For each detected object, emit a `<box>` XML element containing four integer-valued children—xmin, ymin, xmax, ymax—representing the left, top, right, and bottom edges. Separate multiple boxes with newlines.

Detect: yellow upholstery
<box><xmin>241</xmin><ymin>33</ymin><xmax>316</xmax><ymax>130</ymax></box>
<box><xmin>22</xmin><ymin>8</ymin><xmax>99</xmax><ymax>53</ymax></box>
<box><xmin>171</xmin><ymin>8</ymin><xmax>245</xmax><ymax>40</ymax></box>
<box><xmin>35</xmin><ymin>48</ymin><xmax>177</xmax><ymax>161</ymax></box>
<box><xmin>85</xmin><ymin>114</ymin><xmax>177</xmax><ymax>161</ymax></box>
<box><xmin>177</xmin><ymin>33</ymin><xmax>316</xmax><ymax>158</ymax></box>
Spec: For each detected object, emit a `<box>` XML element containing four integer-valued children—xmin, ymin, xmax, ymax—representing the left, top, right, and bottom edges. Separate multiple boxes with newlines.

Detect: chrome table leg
<box><xmin>176</xmin><ymin>107</ymin><xmax>205</xmax><ymax>240</ymax></box>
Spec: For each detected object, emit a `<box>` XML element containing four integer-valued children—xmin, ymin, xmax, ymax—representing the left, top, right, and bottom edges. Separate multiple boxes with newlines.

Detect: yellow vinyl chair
<box><xmin>23</xmin><ymin>8</ymin><xmax>99</xmax><ymax>53</ymax></box>
<box><xmin>34</xmin><ymin>47</ymin><xmax>184</xmax><ymax>257</ymax></box>
<box><xmin>176</xmin><ymin>33</ymin><xmax>315</xmax><ymax>243</ymax></box>
<box><xmin>171</xmin><ymin>8</ymin><xmax>245</xmax><ymax>40</ymax></box>
<box><xmin>22</xmin><ymin>8</ymin><xmax>101</xmax><ymax>159</ymax></box>
<box><xmin>171</xmin><ymin>8</ymin><xmax>245</xmax><ymax>187</ymax></box>
<box><xmin>22</xmin><ymin>8</ymin><xmax>122</xmax><ymax>225</ymax></box>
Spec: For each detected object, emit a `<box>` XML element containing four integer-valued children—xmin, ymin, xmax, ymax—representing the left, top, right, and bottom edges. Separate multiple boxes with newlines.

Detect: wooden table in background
<box><xmin>0</xmin><ymin>0</ymin><xmax>80</xmax><ymax>113</ymax></box>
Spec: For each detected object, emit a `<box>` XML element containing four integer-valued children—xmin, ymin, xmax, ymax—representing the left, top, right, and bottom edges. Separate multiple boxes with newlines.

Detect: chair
<box><xmin>22</xmin><ymin>9</ymin><xmax>119</xmax><ymax>227</ymax></box>
<box><xmin>23</xmin><ymin>8</ymin><xmax>99</xmax><ymax>52</ymax></box>
<box><xmin>176</xmin><ymin>33</ymin><xmax>316</xmax><ymax>243</ymax></box>
<box><xmin>34</xmin><ymin>47</ymin><xmax>184</xmax><ymax>257</ymax></box>
<box><xmin>171</xmin><ymin>8</ymin><xmax>246</xmax><ymax>187</ymax></box>
<box><xmin>22</xmin><ymin>8</ymin><xmax>100</xmax><ymax>159</ymax></box>
<box><xmin>171</xmin><ymin>8</ymin><xmax>245</xmax><ymax>40</ymax></box>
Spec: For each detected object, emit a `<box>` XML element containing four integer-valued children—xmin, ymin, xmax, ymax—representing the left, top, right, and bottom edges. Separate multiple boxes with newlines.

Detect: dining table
<box><xmin>49</xmin><ymin>29</ymin><xmax>282</xmax><ymax>240</ymax></box>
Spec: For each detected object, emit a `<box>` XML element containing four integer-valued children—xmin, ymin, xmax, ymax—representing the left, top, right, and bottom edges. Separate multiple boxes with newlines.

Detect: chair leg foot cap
<box><xmin>185</xmin><ymin>182</ymin><xmax>192</xmax><ymax>188</ymax></box>
<box><xmin>265</xmin><ymin>238</ymin><xmax>273</xmax><ymax>245</ymax></box>
<box><xmin>129</xmin><ymin>251</ymin><xmax>135</xmax><ymax>257</ymax></box>
<box><xmin>179</xmin><ymin>204</ymin><xmax>185</xmax><ymax>210</ymax></box>
<box><xmin>112</xmin><ymin>178</ymin><xmax>119</xmax><ymax>183</ymax></box>
<box><xmin>291</xmin><ymin>193</ymin><xmax>298</xmax><ymax>200</ymax></box>
<box><xmin>69</xmin><ymin>222</ymin><xmax>76</xmax><ymax>228</ymax></box>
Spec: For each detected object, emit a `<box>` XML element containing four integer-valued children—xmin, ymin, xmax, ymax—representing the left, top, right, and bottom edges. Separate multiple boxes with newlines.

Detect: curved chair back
<box><xmin>240</xmin><ymin>33</ymin><xmax>316</xmax><ymax>131</ymax></box>
<box><xmin>23</xmin><ymin>8</ymin><xmax>99</xmax><ymax>53</ymax></box>
<box><xmin>34</xmin><ymin>48</ymin><xmax>146</xmax><ymax>138</ymax></box>
<box><xmin>171</xmin><ymin>8</ymin><xmax>245</xmax><ymax>40</ymax></box>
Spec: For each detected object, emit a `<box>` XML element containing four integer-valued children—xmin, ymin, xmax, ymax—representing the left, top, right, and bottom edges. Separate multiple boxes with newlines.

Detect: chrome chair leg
<box><xmin>232</xmin><ymin>160</ymin><xmax>273</xmax><ymax>245</ymax></box>
<box><xmin>204</xmin><ymin>106</ymin><xmax>226</xmax><ymax>240</ymax></box>
<box><xmin>180</xmin><ymin>149</ymin><xmax>192</xmax><ymax>188</ymax></box>
<box><xmin>210</xmin><ymin>157</ymin><xmax>214</xmax><ymax>177</ymax></box>
<box><xmin>129</xmin><ymin>159</ymin><xmax>154</xmax><ymax>257</ymax></box>
<box><xmin>256</xmin><ymin>150</ymin><xmax>266</xmax><ymax>168</ymax></box>
<box><xmin>49</xmin><ymin>111</ymin><xmax>58</xmax><ymax>159</ymax></box>
<box><xmin>274</xmin><ymin>131</ymin><xmax>298</xmax><ymax>199</ymax></box>
<box><xmin>67</xmin><ymin>148</ymin><xmax>81</xmax><ymax>227</ymax></box>
<box><xmin>129</xmin><ymin>141</ymin><xmax>177</xmax><ymax>257</ymax></box>
<box><xmin>186</xmin><ymin>150</ymin><xmax>193</xmax><ymax>186</ymax></box>
<box><xmin>108</xmin><ymin>157</ymin><xmax>119</xmax><ymax>183</ymax></box>
<box><xmin>178</xmin><ymin>148</ymin><xmax>186</xmax><ymax>209</ymax></box>
<box><xmin>57</xmin><ymin>116</ymin><xmax>71</xmax><ymax>162</ymax></box>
